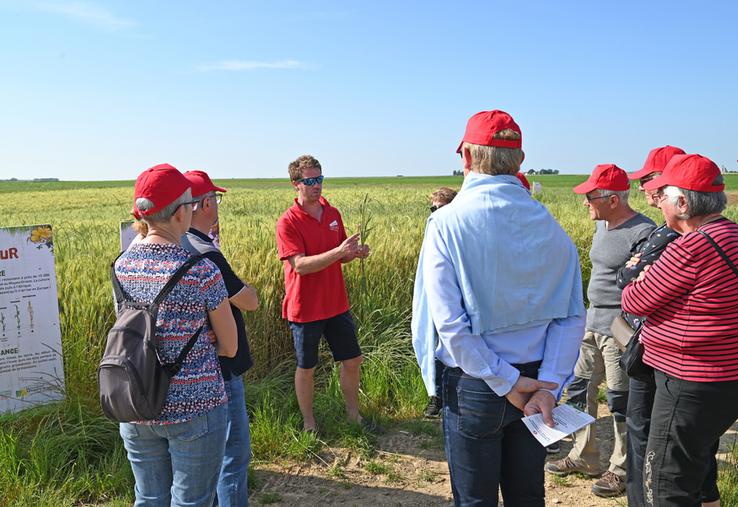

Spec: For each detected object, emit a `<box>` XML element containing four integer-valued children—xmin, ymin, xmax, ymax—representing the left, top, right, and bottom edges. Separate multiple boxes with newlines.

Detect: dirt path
<box><xmin>251</xmin><ymin>406</ymin><xmax>738</xmax><ymax>506</ymax></box>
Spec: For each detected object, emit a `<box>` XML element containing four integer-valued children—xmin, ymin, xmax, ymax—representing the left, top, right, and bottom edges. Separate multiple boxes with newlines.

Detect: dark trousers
<box><xmin>626</xmin><ymin>374</ymin><xmax>720</xmax><ymax>506</ymax></box>
<box><xmin>443</xmin><ymin>362</ymin><xmax>545</xmax><ymax>507</ymax></box>
<box><xmin>645</xmin><ymin>371</ymin><xmax>738</xmax><ymax>506</ymax></box>
<box><xmin>434</xmin><ymin>359</ymin><xmax>445</xmax><ymax>399</ymax></box>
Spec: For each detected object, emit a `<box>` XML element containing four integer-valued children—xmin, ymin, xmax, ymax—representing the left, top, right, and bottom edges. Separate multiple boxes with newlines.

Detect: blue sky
<box><xmin>1</xmin><ymin>1</ymin><xmax>736</xmax><ymax>180</ymax></box>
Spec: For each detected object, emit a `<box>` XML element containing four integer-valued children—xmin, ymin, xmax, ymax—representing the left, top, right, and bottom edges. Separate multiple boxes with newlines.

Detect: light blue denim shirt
<box><xmin>411</xmin><ymin>172</ymin><xmax>586</xmax><ymax>399</ymax></box>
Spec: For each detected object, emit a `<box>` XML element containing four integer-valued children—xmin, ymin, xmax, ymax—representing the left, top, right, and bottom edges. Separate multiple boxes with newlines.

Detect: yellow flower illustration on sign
<box><xmin>28</xmin><ymin>225</ymin><xmax>54</xmax><ymax>251</ymax></box>
<box><xmin>30</xmin><ymin>226</ymin><xmax>52</xmax><ymax>243</ymax></box>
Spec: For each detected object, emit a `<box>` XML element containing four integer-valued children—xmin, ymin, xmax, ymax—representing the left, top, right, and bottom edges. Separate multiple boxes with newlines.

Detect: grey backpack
<box><xmin>98</xmin><ymin>254</ymin><xmax>204</xmax><ymax>422</ymax></box>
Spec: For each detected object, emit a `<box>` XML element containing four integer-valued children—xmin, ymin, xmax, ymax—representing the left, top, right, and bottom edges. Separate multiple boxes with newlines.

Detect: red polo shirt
<box><xmin>276</xmin><ymin>196</ymin><xmax>350</xmax><ymax>323</ymax></box>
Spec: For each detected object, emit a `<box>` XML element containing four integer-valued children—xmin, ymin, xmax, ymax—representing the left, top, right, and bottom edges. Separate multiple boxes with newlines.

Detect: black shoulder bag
<box><xmin>620</xmin><ymin>323</ymin><xmax>651</xmax><ymax>381</ymax></box>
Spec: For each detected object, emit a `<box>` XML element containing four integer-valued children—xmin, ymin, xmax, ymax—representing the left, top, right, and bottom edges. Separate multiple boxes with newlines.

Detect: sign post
<box><xmin>0</xmin><ymin>225</ymin><xmax>65</xmax><ymax>413</ymax></box>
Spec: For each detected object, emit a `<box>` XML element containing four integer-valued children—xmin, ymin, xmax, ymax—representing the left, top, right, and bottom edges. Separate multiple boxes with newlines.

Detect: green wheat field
<box><xmin>1</xmin><ymin>175</ymin><xmax>737</xmax><ymax>506</ymax></box>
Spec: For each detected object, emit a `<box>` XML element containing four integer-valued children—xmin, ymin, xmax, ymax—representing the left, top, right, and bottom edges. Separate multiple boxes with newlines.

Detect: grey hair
<box><xmin>663</xmin><ymin>181</ymin><xmax>726</xmax><ymax>219</ymax></box>
<box><xmin>599</xmin><ymin>189</ymin><xmax>630</xmax><ymax>203</ymax></box>
<box><xmin>136</xmin><ymin>188</ymin><xmax>192</xmax><ymax>223</ymax></box>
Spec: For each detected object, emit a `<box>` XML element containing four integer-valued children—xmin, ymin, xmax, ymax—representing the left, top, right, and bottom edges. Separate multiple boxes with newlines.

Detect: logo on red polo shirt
<box><xmin>329</xmin><ymin>220</ymin><xmax>339</xmax><ymax>231</ymax></box>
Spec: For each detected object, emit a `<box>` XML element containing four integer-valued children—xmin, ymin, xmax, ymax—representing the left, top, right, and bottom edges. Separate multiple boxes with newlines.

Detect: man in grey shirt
<box><xmin>546</xmin><ymin>164</ymin><xmax>655</xmax><ymax>498</ymax></box>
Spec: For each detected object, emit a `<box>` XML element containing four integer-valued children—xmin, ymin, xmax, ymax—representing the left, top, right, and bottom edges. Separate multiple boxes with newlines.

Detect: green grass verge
<box><xmin>718</xmin><ymin>442</ymin><xmax>738</xmax><ymax>505</ymax></box>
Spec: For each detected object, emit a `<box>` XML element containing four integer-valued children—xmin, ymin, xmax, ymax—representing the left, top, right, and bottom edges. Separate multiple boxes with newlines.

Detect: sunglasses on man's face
<box><xmin>297</xmin><ymin>175</ymin><xmax>324</xmax><ymax>186</ymax></box>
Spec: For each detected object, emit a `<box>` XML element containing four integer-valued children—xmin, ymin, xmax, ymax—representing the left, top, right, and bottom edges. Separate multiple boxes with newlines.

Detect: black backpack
<box><xmin>98</xmin><ymin>254</ymin><xmax>204</xmax><ymax>422</ymax></box>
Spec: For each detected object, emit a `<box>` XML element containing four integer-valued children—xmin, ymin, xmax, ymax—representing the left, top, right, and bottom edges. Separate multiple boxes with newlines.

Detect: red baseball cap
<box><xmin>516</xmin><ymin>172</ymin><xmax>531</xmax><ymax>190</ymax></box>
<box><xmin>573</xmin><ymin>164</ymin><xmax>630</xmax><ymax>194</ymax></box>
<box><xmin>183</xmin><ymin>170</ymin><xmax>227</xmax><ymax>198</ymax></box>
<box><xmin>456</xmin><ymin>110</ymin><xmax>522</xmax><ymax>153</ymax></box>
<box><xmin>131</xmin><ymin>163</ymin><xmax>191</xmax><ymax>218</ymax></box>
<box><xmin>643</xmin><ymin>154</ymin><xmax>724</xmax><ymax>193</ymax></box>
<box><xmin>629</xmin><ymin>145</ymin><xmax>686</xmax><ymax>180</ymax></box>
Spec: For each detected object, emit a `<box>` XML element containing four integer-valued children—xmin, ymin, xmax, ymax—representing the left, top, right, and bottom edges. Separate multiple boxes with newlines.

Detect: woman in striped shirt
<box><xmin>622</xmin><ymin>154</ymin><xmax>737</xmax><ymax>507</ymax></box>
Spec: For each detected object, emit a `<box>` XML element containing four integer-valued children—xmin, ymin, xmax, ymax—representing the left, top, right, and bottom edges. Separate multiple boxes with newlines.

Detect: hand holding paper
<box><xmin>523</xmin><ymin>390</ymin><xmax>557</xmax><ymax>427</ymax></box>
<box><xmin>521</xmin><ymin>404</ymin><xmax>595</xmax><ymax>447</ymax></box>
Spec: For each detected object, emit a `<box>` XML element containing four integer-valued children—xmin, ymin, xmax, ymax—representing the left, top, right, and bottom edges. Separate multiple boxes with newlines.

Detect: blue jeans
<box><xmin>443</xmin><ymin>363</ymin><xmax>546</xmax><ymax>507</ymax></box>
<box><xmin>120</xmin><ymin>403</ymin><xmax>228</xmax><ymax>507</ymax></box>
<box><xmin>215</xmin><ymin>375</ymin><xmax>251</xmax><ymax>507</ymax></box>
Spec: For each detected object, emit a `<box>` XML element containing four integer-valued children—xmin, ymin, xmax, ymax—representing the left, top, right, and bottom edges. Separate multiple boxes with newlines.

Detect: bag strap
<box><xmin>152</xmin><ymin>254</ymin><xmax>205</xmax><ymax>375</ymax></box>
<box><xmin>162</xmin><ymin>324</ymin><xmax>204</xmax><ymax>377</ymax></box>
<box><xmin>152</xmin><ymin>255</ymin><xmax>204</xmax><ymax>308</ymax></box>
<box><xmin>110</xmin><ymin>252</ymin><xmax>128</xmax><ymax>303</ymax></box>
<box><xmin>698</xmin><ymin>230</ymin><xmax>738</xmax><ymax>279</ymax></box>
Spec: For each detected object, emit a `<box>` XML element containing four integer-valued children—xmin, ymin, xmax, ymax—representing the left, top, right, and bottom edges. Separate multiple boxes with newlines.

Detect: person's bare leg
<box><xmin>702</xmin><ymin>501</ymin><xmax>720</xmax><ymax>507</ymax></box>
<box><xmin>340</xmin><ymin>356</ymin><xmax>363</xmax><ymax>423</ymax></box>
<box><xmin>295</xmin><ymin>367</ymin><xmax>317</xmax><ymax>431</ymax></box>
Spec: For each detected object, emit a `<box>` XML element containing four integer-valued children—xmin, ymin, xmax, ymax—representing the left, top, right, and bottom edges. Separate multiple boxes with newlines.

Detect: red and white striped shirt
<box><xmin>621</xmin><ymin>218</ymin><xmax>738</xmax><ymax>382</ymax></box>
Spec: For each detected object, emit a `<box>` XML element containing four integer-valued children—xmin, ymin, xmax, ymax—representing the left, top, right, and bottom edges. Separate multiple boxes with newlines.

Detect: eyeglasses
<box><xmin>192</xmin><ymin>193</ymin><xmax>223</xmax><ymax>211</ymax></box>
<box><xmin>175</xmin><ymin>199</ymin><xmax>200</xmax><ymax>213</ymax></box>
<box><xmin>296</xmin><ymin>175</ymin><xmax>324</xmax><ymax>186</ymax></box>
<box><xmin>651</xmin><ymin>190</ymin><xmax>665</xmax><ymax>202</ymax></box>
<box><xmin>585</xmin><ymin>194</ymin><xmax>611</xmax><ymax>202</ymax></box>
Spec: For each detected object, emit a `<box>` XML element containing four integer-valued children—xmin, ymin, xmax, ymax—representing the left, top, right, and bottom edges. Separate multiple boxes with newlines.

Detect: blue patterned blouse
<box><xmin>114</xmin><ymin>242</ymin><xmax>228</xmax><ymax>424</ymax></box>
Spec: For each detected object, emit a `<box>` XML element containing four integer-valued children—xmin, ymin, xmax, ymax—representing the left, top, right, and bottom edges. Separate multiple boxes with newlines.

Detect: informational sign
<box><xmin>119</xmin><ymin>221</ymin><xmax>138</xmax><ymax>252</ymax></box>
<box><xmin>0</xmin><ymin>225</ymin><xmax>66</xmax><ymax>414</ymax></box>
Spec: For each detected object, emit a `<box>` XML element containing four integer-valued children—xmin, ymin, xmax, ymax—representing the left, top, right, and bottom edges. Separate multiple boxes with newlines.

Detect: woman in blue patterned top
<box><xmin>115</xmin><ymin>163</ymin><xmax>237</xmax><ymax>507</ymax></box>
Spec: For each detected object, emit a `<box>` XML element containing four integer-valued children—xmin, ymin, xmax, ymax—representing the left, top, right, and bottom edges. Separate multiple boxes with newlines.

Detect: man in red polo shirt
<box><xmin>276</xmin><ymin>154</ymin><xmax>370</xmax><ymax>432</ymax></box>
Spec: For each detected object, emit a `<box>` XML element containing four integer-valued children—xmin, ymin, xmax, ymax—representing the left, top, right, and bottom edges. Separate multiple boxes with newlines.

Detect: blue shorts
<box><xmin>288</xmin><ymin>311</ymin><xmax>362</xmax><ymax>369</ymax></box>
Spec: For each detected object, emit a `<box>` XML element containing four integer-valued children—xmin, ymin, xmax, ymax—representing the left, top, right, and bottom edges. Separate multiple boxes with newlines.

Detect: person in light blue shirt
<box><xmin>412</xmin><ymin>109</ymin><xmax>586</xmax><ymax>507</ymax></box>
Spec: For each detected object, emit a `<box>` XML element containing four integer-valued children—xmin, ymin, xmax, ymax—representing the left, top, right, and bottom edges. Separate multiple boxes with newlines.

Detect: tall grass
<box><xmin>718</xmin><ymin>443</ymin><xmax>738</xmax><ymax>505</ymax></box>
<box><xmin>1</xmin><ymin>177</ymin><xmax>737</xmax><ymax>503</ymax></box>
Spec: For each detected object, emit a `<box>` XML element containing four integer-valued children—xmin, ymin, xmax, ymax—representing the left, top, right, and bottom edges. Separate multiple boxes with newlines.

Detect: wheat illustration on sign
<box><xmin>14</xmin><ymin>304</ymin><xmax>21</xmax><ymax>332</ymax></box>
<box><xmin>27</xmin><ymin>301</ymin><xmax>34</xmax><ymax>333</ymax></box>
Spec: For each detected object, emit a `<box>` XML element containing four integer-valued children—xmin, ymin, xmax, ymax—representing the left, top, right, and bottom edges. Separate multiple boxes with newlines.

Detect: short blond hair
<box><xmin>463</xmin><ymin>129</ymin><xmax>523</xmax><ymax>176</ymax></box>
<box><xmin>288</xmin><ymin>155</ymin><xmax>322</xmax><ymax>181</ymax></box>
<box><xmin>132</xmin><ymin>220</ymin><xmax>148</xmax><ymax>237</ymax></box>
<box><xmin>431</xmin><ymin>187</ymin><xmax>457</xmax><ymax>206</ymax></box>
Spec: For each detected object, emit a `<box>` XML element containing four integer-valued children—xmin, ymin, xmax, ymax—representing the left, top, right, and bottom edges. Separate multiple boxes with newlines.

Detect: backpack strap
<box><xmin>151</xmin><ymin>254</ymin><xmax>206</xmax><ymax>375</ymax></box>
<box><xmin>162</xmin><ymin>324</ymin><xmax>204</xmax><ymax>377</ymax></box>
<box><xmin>698</xmin><ymin>230</ymin><xmax>738</xmax><ymax>279</ymax></box>
<box><xmin>151</xmin><ymin>255</ymin><xmax>204</xmax><ymax>310</ymax></box>
<box><xmin>110</xmin><ymin>252</ymin><xmax>128</xmax><ymax>303</ymax></box>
